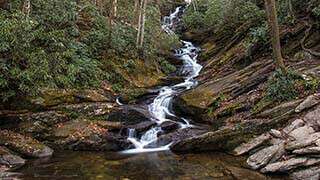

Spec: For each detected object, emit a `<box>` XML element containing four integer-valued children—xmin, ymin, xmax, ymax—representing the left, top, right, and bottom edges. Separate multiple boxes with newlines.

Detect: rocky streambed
<box><xmin>1</xmin><ymin>1</ymin><xmax>320</xmax><ymax>179</ymax></box>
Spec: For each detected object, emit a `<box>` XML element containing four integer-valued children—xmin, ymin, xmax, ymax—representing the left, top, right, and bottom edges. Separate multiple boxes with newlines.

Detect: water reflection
<box><xmin>16</xmin><ymin>151</ymin><xmax>286</xmax><ymax>180</ymax></box>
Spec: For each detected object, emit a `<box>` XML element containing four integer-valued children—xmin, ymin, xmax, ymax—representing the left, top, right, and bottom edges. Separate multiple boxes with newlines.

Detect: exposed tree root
<box><xmin>300</xmin><ymin>23</ymin><xmax>320</xmax><ymax>57</ymax></box>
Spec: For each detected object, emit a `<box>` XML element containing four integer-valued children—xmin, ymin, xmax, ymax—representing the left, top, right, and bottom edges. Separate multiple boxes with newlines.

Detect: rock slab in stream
<box><xmin>0</xmin><ymin>146</ymin><xmax>25</xmax><ymax>170</ymax></box>
<box><xmin>53</xmin><ymin>119</ymin><xmax>129</xmax><ymax>151</ymax></box>
<box><xmin>0</xmin><ymin>130</ymin><xmax>53</xmax><ymax>158</ymax></box>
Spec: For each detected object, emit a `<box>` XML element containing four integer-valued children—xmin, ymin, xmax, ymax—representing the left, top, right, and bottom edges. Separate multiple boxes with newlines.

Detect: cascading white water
<box><xmin>122</xmin><ymin>2</ymin><xmax>202</xmax><ymax>154</ymax></box>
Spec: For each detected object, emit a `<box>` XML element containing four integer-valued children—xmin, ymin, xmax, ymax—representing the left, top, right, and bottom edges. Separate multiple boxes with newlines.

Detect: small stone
<box><xmin>233</xmin><ymin>133</ymin><xmax>271</xmax><ymax>156</ymax></box>
<box><xmin>269</xmin><ymin>129</ymin><xmax>282</xmax><ymax>138</ymax></box>
<box><xmin>295</xmin><ymin>93</ymin><xmax>320</xmax><ymax>113</ymax></box>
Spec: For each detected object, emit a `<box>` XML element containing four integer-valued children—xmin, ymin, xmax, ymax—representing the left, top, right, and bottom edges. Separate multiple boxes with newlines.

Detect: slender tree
<box><xmin>133</xmin><ymin>0</ymin><xmax>140</xmax><ymax>26</ymax></box>
<box><xmin>264</xmin><ymin>0</ymin><xmax>287</xmax><ymax>73</ymax></box>
<box><xmin>108</xmin><ymin>0</ymin><xmax>117</xmax><ymax>47</ymax></box>
<box><xmin>22</xmin><ymin>0</ymin><xmax>31</xmax><ymax>17</ymax></box>
<box><xmin>136</xmin><ymin>0</ymin><xmax>147</xmax><ymax>52</ymax></box>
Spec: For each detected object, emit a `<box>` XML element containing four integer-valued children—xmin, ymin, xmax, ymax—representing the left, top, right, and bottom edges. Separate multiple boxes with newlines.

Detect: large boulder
<box><xmin>52</xmin><ymin>119</ymin><xmax>128</xmax><ymax>151</ymax></box>
<box><xmin>0</xmin><ymin>130</ymin><xmax>53</xmax><ymax>158</ymax></box>
<box><xmin>0</xmin><ymin>146</ymin><xmax>25</xmax><ymax>170</ymax></box>
<box><xmin>107</xmin><ymin>105</ymin><xmax>152</xmax><ymax>125</ymax></box>
<box><xmin>171</xmin><ymin>116</ymin><xmax>291</xmax><ymax>152</ymax></box>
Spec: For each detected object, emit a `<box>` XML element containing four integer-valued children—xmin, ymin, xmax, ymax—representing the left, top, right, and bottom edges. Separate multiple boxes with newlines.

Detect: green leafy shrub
<box><xmin>159</xmin><ymin>59</ymin><xmax>176</xmax><ymax>74</ymax></box>
<box><xmin>312</xmin><ymin>5</ymin><xmax>320</xmax><ymax>19</ymax></box>
<box><xmin>0</xmin><ymin>1</ymin><xmax>104</xmax><ymax>101</ymax></box>
<box><xmin>183</xmin><ymin>0</ymin><xmax>264</xmax><ymax>32</ymax></box>
<box><xmin>265</xmin><ymin>70</ymin><xmax>319</xmax><ymax>103</ymax></box>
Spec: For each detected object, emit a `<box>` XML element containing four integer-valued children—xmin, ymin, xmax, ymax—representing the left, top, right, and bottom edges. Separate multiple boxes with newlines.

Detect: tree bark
<box><xmin>108</xmin><ymin>0</ymin><xmax>117</xmax><ymax>47</ymax></box>
<box><xmin>133</xmin><ymin>0</ymin><xmax>140</xmax><ymax>26</ymax></box>
<box><xmin>0</xmin><ymin>0</ymin><xmax>9</xmax><ymax>9</ymax></box>
<box><xmin>264</xmin><ymin>0</ymin><xmax>287</xmax><ymax>73</ymax></box>
<box><xmin>22</xmin><ymin>0</ymin><xmax>31</xmax><ymax>17</ymax></box>
<box><xmin>136</xmin><ymin>0</ymin><xmax>147</xmax><ymax>52</ymax></box>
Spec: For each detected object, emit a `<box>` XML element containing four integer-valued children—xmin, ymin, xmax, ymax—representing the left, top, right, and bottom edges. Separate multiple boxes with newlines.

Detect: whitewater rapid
<box><xmin>122</xmin><ymin>3</ymin><xmax>202</xmax><ymax>154</ymax></box>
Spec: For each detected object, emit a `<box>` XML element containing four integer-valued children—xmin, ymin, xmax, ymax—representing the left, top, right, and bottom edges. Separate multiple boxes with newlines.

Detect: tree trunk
<box><xmin>22</xmin><ymin>0</ymin><xmax>31</xmax><ymax>17</ymax></box>
<box><xmin>133</xmin><ymin>0</ymin><xmax>140</xmax><ymax>26</ymax></box>
<box><xmin>113</xmin><ymin>0</ymin><xmax>118</xmax><ymax>18</ymax></box>
<box><xmin>136</xmin><ymin>0</ymin><xmax>147</xmax><ymax>52</ymax></box>
<box><xmin>108</xmin><ymin>0</ymin><xmax>117</xmax><ymax>47</ymax></box>
<box><xmin>0</xmin><ymin>0</ymin><xmax>9</xmax><ymax>10</ymax></box>
<box><xmin>264</xmin><ymin>0</ymin><xmax>287</xmax><ymax>73</ymax></box>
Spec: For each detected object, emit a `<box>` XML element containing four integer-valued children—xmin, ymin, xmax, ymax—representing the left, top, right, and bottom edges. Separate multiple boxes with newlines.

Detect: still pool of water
<box><xmin>15</xmin><ymin>151</ymin><xmax>287</xmax><ymax>180</ymax></box>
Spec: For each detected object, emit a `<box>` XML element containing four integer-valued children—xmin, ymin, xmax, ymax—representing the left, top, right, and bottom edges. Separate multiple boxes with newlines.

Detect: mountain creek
<box><xmin>1</xmin><ymin>0</ymin><xmax>320</xmax><ymax>179</ymax></box>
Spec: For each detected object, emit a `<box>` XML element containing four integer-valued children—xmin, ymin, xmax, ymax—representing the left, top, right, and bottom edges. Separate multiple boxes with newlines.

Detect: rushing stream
<box><xmin>122</xmin><ymin>3</ymin><xmax>203</xmax><ymax>154</ymax></box>
<box><xmin>13</xmin><ymin>2</ymin><xmax>285</xmax><ymax>179</ymax></box>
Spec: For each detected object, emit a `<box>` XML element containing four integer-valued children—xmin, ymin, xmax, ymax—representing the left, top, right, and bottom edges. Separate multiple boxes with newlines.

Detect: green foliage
<box><xmin>265</xmin><ymin>69</ymin><xmax>320</xmax><ymax>103</ymax></box>
<box><xmin>0</xmin><ymin>0</ymin><xmax>179</xmax><ymax>102</ymax></box>
<box><xmin>266</xmin><ymin>70</ymin><xmax>301</xmax><ymax>102</ymax></box>
<box><xmin>248</xmin><ymin>23</ymin><xmax>268</xmax><ymax>45</ymax></box>
<box><xmin>159</xmin><ymin>59</ymin><xmax>176</xmax><ymax>74</ymax></box>
<box><xmin>183</xmin><ymin>0</ymin><xmax>264</xmax><ymax>32</ymax></box>
<box><xmin>312</xmin><ymin>5</ymin><xmax>320</xmax><ymax>19</ymax></box>
<box><xmin>0</xmin><ymin>1</ymin><xmax>105</xmax><ymax>101</ymax></box>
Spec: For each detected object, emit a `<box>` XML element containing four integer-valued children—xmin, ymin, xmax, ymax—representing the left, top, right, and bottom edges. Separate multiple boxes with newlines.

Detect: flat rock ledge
<box><xmin>233</xmin><ymin>101</ymin><xmax>320</xmax><ymax>179</ymax></box>
<box><xmin>0</xmin><ymin>130</ymin><xmax>53</xmax><ymax>158</ymax></box>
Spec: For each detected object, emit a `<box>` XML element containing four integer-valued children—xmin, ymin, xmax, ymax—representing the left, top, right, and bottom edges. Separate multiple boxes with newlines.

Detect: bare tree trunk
<box><xmin>113</xmin><ymin>0</ymin><xmax>118</xmax><ymax>18</ymax></box>
<box><xmin>108</xmin><ymin>0</ymin><xmax>117</xmax><ymax>47</ymax></box>
<box><xmin>22</xmin><ymin>0</ymin><xmax>31</xmax><ymax>17</ymax></box>
<box><xmin>133</xmin><ymin>0</ymin><xmax>140</xmax><ymax>26</ymax></box>
<box><xmin>136</xmin><ymin>0</ymin><xmax>147</xmax><ymax>52</ymax></box>
<box><xmin>264</xmin><ymin>0</ymin><xmax>287</xmax><ymax>73</ymax></box>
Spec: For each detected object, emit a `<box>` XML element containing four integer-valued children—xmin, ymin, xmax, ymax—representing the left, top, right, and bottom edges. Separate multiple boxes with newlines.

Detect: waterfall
<box><xmin>122</xmin><ymin>3</ymin><xmax>202</xmax><ymax>154</ymax></box>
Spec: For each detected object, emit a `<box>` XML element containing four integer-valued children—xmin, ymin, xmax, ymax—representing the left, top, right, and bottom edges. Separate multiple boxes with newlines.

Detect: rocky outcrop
<box><xmin>247</xmin><ymin>143</ymin><xmax>285</xmax><ymax>170</ymax></box>
<box><xmin>107</xmin><ymin>105</ymin><xmax>153</xmax><ymax>125</ymax></box>
<box><xmin>232</xmin><ymin>104</ymin><xmax>320</xmax><ymax>178</ymax></box>
<box><xmin>291</xmin><ymin>165</ymin><xmax>320</xmax><ymax>180</ymax></box>
<box><xmin>0</xmin><ymin>130</ymin><xmax>53</xmax><ymax>158</ymax></box>
<box><xmin>295</xmin><ymin>93</ymin><xmax>320</xmax><ymax>113</ymax></box>
<box><xmin>233</xmin><ymin>133</ymin><xmax>271</xmax><ymax>156</ymax></box>
<box><xmin>0</xmin><ymin>146</ymin><xmax>25</xmax><ymax>170</ymax></box>
<box><xmin>52</xmin><ymin>119</ymin><xmax>128</xmax><ymax>151</ymax></box>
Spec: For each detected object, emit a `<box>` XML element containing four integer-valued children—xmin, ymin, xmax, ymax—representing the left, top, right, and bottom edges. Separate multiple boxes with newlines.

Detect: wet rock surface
<box><xmin>0</xmin><ymin>146</ymin><xmax>25</xmax><ymax>170</ymax></box>
<box><xmin>52</xmin><ymin>119</ymin><xmax>128</xmax><ymax>151</ymax></box>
